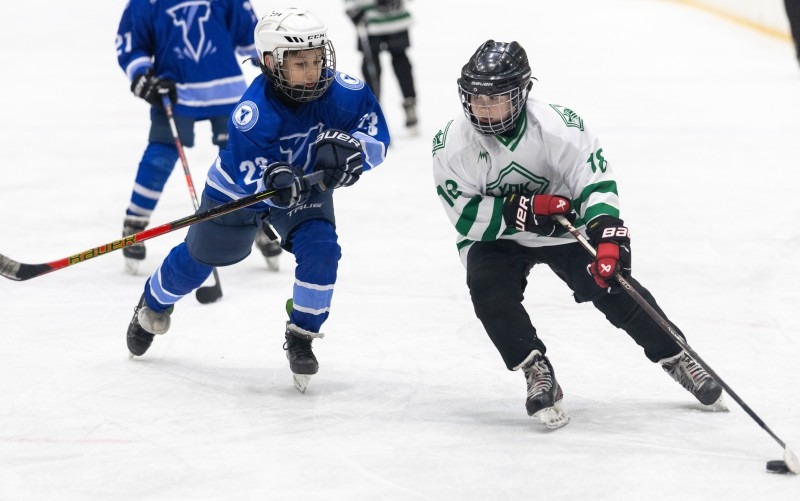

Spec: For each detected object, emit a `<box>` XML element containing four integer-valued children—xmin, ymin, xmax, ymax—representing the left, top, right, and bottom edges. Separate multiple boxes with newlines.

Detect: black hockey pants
<box><xmin>359</xmin><ymin>30</ymin><xmax>416</xmax><ymax>101</ymax></box>
<box><xmin>466</xmin><ymin>239</ymin><xmax>685</xmax><ymax>370</ymax></box>
<box><xmin>786</xmin><ymin>0</ymin><xmax>800</xmax><ymax>62</ymax></box>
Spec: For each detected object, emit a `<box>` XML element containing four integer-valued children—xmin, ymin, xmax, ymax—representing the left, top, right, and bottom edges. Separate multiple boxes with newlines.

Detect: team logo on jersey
<box><xmin>486</xmin><ymin>161</ymin><xmax>550</xmax><ymax>197</ymax></box>
<box><xmin>167</xmin><ymin>1</ymin><xmax>213</xmax><ymax>63</ymax></box>
<box><xmin>550</xmin><ymin>104</ymin><xmax>584</xmax><ymax>131</ymax></box>
<box><xmin>233</xmin><ymin>101</ymin><xmax>259</xmax><ymax>131</ymax></box>
<box><xmin>280</xmin><ymin>123</ymin><xmax>325</xmax><ymax>170</ymax></box>
<box><xmin>431</xmin><ymin>120</ymin><xmax>453</xmax><ymax>156</ymax></box>
<box><xmin>335</xmin><ymin>72</ymin><xmax>364</xmax><ymax>90</ymax></box>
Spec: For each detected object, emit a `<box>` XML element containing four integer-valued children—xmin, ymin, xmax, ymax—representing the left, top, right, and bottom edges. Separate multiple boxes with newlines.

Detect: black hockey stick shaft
<box><xmin>161</xmin><ymin>92</ymin><xmax>222</xmax><ymax>303</ymax></box>
<box><xmin>356</xmin><ymin>20</ymin><xmax>380</xmax><ymax>99</ymax></box>
<box><xmin>555</xmin><ymin>214</ymin><xmax>798</xmax><ymax>468</ymax></box>
<box><xmin>0</xmin><ymin>171</ymin><xmax>324</xmax><ymax>282</ymax></box>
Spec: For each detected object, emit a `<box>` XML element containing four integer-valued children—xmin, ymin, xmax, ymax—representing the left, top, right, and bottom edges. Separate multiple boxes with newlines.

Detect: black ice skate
<box><xmin>254</xmin><ymin>227</ymin><xmax>282</xmax><ymax>271</ymax></box>
<box><xmin>521</xmin><ymin>351</ymin><xmax>570</xmax><ymax>429</ymax></box>
<box><xmin>661</xmin><ymin>351</ymin><xmax>727</xmax><ymax>410</ymax></box>
<box><xmin>122</xmin><ymin>216</ymin><xmax>148</xmax><ymax>275</ymax></box>
<box><xmin>284</xmin><ymin>322</ymin><xmax>323</xmax><ymax>393</ymax></box>
<box><xmin>127</xmin><ymin>294</ymin><xmax>172</xmax><ymax>357</ymax></box>
<box><xmin>403</xmin><ymin>97</ymin><xmax>418</xmax><ymax>129</ymax></box>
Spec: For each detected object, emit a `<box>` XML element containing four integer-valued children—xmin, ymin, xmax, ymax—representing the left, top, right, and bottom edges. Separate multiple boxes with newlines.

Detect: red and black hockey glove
<box><xmin>586</xmin><ymin>216</ymin><xmax>632</xmax><ymax>292</ymax></box>
<box><xmin>131</xmin><ymin>70</ymin><xmax>177</xmax><ymax>108</ymax></box>
<box><xmin>502</xmin><ymin>194</ymin><xmax>576</xmax><ymax>236</ymax></box>
<box><xmin>263</xmin><ymin>162</ymin><xmax>310</xmax><ymax>209</ymax></box>
<box><xmin>313</xmin><ymin>129</ymin><xmax>364</xmax><ymax>190</ymax></box>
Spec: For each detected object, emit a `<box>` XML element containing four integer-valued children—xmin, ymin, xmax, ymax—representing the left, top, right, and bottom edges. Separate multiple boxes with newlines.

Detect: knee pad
<box><xmin>468</xmin><ymin>264</ymin><xmax>523</xmax><ymax>319</ymax></box>
<box><xmin>137</xmin><ymin>142</ymin><xmax>179</xmax><ymax>190</ymax></box>
<box><xmin>291</xmin><ymin>220</ymin><xmax>341</xmax><ymax>280</ymax></box>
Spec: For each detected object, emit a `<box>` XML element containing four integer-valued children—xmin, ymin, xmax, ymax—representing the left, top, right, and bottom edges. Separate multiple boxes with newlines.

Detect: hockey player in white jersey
<box><xmin>432</xmin><ymin>40</ymin><xmax>724</xmax><ymax>429</ymax></box>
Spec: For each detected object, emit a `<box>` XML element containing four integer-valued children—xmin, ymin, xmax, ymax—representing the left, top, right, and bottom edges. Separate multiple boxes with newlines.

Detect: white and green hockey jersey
<box><xmin>432</xmin><ymin>97</ymin><xmax>621</xmax><ymax>266</ymax></box>
<box><xmin>345</xmin><ymin>0</ymin><xmax>413</xmax><ymax>36</ymax></box>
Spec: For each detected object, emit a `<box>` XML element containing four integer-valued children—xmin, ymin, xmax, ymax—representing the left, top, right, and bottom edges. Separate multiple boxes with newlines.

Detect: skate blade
<box><xmin>124</xmin><ymin>258</ymin><xmax>140</xmax><ymax>275</ymax></box>
<box><xmin>533</xmin><ymin>402</ymin><xmax>571</xmax><ymax>429</ymax></box>
<box><xmin>292</xmin><ymin>374</ymin><xmax>311</xmax><ymax>393</ymax></box>
<box><xmin>266</xmin><ymin>256</ymin><xmax>280</xmax><ymax>272</ymax></box>
<box><xmin>704</xmin><ymin>394</ymin><xmax>729</xmax><ymax>412</ymax></box>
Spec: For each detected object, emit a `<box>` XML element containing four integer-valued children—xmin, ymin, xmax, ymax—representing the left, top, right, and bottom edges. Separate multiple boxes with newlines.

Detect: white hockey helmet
<box><xmin>255</xmin><ymin>8</ymin><xmax>336</xmax><ymax>102</ymax></box>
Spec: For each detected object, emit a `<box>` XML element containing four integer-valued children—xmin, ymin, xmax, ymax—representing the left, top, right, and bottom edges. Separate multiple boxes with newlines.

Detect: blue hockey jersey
<box><xmin>205</xmin><ymin>71</ymin><xmax>390</xmax><ymax>207</ymax></box>
<box><xmin>116</xmin><ymin>0</ymin><xmax>259</xmax><ymax>118</ymax></box>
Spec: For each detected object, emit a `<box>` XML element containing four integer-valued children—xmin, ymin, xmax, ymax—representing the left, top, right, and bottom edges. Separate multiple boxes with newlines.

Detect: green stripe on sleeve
<box><xmin>455</xmin><ymin>196</ymin><xmax>482</xmax><ymax>236</ymax></box>
<box><xmin>481</xmin><ymin>197</ymin><xmax>504</xmax><ymax>240</ymax></box>
<box><xmin>583</xmin><ymin>203</ymin><xmax>620</xmax><ymax>222</ymax></box>
<box><xmin>572</xmin><ymin>180</ymin><xmax>618</xmax><ymax>213</ymax></box>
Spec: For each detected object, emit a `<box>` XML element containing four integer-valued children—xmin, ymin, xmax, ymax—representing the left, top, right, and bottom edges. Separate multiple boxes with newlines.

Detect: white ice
<box><xmin>1</xmin><ymin>1</ymin><xmax>799</xmax><ymax>499</ymax></box>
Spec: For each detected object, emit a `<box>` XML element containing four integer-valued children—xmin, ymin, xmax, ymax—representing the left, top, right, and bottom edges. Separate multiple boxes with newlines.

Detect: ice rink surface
<box><xmin>1</xmin><ymin>1</ymin><xmax>799</xmax><ymax>499</ymax></box>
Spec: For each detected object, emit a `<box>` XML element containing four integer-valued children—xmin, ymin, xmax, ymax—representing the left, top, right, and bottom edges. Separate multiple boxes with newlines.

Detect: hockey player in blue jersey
<box><xmin>116</xmin><ymin>0</ymin><xmax>282</xmax><ymax>273</ymax></box>
<box><xmin>125</xmin><ymin>8</ymin><xmax>390</xmax><ymax>392</ymax></box>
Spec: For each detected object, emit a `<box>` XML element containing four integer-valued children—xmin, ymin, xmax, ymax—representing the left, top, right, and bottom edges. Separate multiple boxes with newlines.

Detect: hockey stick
<box><xmin>356</xmin><ymin>20</ymin><xmax>380</xmax><ymax>100</ymax></box>
<box><xmin>0</xmin><ymin>170</ymin><xmax>324</xmax><ymax>282</ymax></box>
<box><xmin>554</xmin><ymin>214</ymin><xmax>799</xmax><ymax>474</ymax></box>
<box><xmin>161</xmin><ymin>91</ymin><xmax>222</xmax><ymax>304</ymax></box>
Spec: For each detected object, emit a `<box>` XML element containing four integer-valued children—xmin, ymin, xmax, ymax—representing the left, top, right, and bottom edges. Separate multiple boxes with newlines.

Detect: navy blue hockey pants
<box><xmin>125</xmin><ymin>110</ymin><xmax>228</xmax><ymax>220</ymax></box>
<box><xmin>143</xmin><ymin>187</ymin><xmax>340</xmax><ymax>334</ymax></box>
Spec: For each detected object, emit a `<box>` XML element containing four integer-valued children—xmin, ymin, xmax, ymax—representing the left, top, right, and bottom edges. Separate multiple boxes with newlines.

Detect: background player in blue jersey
<box><xmin>116</xmin><ymin>0</ymin><xmax>282</xmax><ymax>273</ymax></box>
<box><xmin>125</xmin><ymin>8</ymin><xmax>391</xmax><ymax>392</ymax></box>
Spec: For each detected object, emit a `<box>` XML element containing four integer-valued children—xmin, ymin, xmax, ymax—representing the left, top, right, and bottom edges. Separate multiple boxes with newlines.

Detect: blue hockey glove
<box><xmin>263</xmin><ymin>162</ymin><xmax>310</xmax><ymax>209</ymax></box>
<box><xmin>131</xmin><ymin>70</ymin><xmax>177</xmax><ymax>108</ymax></box>
<box><xmin>313</xmin><ymin>130</ymin><xmax>364</xmax><ymax>190</ymax></box>
<box><xmin>586</xmin><ymin>215</ymin><xmax>632</xmax><ymax>292</ymax></box>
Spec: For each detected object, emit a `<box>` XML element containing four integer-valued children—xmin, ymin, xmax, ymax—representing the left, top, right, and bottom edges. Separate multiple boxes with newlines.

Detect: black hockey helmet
<box><xmin>457</xmin><ymin>40</ymin><xmax>534</xmax><ymax>135</ymax></box>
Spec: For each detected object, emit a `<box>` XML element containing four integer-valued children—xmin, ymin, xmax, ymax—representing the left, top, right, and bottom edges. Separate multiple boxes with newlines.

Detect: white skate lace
<box><xmin>666</xmin><ymin>353</ymin><xmax>711</xmax><ymax>392</ymax></box>
<box><xmin>525</xmin><ymin>357</ymin><xmax>553</xmax><ymax>398</ymax></box>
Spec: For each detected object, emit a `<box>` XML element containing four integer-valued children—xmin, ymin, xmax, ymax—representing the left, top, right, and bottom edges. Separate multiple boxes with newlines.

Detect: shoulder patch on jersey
<box><xmin>335</xmin><ymin>72</ymin><xmax>365</xmax><ymax>90</ymax></box>
<box><xmin>432</xmin><ymin>120</ymin><xmax>453</xmax><ymax>156</ymax></box>
<box><xmin>549</xmin><ymin>104</ymin><xmax>584</xmax><ymax>131</ymax></box>
<box><xmin>232</xmin><ymin>100</ymin><xmax>259</xmax><ymax>132</ymax></box>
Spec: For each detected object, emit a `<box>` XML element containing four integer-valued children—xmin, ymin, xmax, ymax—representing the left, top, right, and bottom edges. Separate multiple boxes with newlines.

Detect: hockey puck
<box><xmin>766</xmin><ymin>460</ymin><xmax>790</xmax><ymax>473</ymax></box>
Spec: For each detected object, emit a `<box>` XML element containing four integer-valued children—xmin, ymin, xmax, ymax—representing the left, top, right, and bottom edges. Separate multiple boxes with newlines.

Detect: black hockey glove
<box><xmin>586</xmin><ymin>215</ymin><xmax>632</xmax><ymax>292</ymax></box>
<box><xmin>263</xmin><ymin>162</ymin><xmax>310</xmax><ymax>209</ymax></box>
<box><xmin>502</xmin><ymin>194</ymin><xmax>576</xmax><ymax>236</ymax></box>
<box><xmin>376</xmin><ymin>0</ymin><xmax>401</xmax><ymax>10</ymax></box>
<box><xmin>131</xmin><ymin>70</ymin><xmax>177</xmax><ymax>108</ymax></box>
<box><xmin>313</xmin><ymin>129</ymin><xmax>364</xmax><ymax>190</ymax></box>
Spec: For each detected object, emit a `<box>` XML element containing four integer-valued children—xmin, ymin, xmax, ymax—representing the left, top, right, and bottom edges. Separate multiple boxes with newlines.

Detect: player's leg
<box><xmin>466</xmin><ymin>240</ymin><xmax>568</xmax><ymax>427</ymax></box>
<box><xmin>546</xmin><ymin>242</ymin><xmax>723</xmax><ymax>406</ymax></box>
<box><xmin>126</xmin><ymin>190</ymin><xmax>262</xmax><ymax>356</ymax></box>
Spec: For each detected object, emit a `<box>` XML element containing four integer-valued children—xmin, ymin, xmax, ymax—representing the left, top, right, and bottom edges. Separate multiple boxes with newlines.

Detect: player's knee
<box><xmin>469</xmin><ymin>265</ymin><xmax>518</xmax><ymax>316</ymax></box>
<box><xmin>140</xmin><ymin>142</ymin><xmax>179</xmax><ymax>184</ymax></box>
<box><xmin>291</xmin><ymin>220</ymin><xmax>341</xmax><ymax>267</ymax></box>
